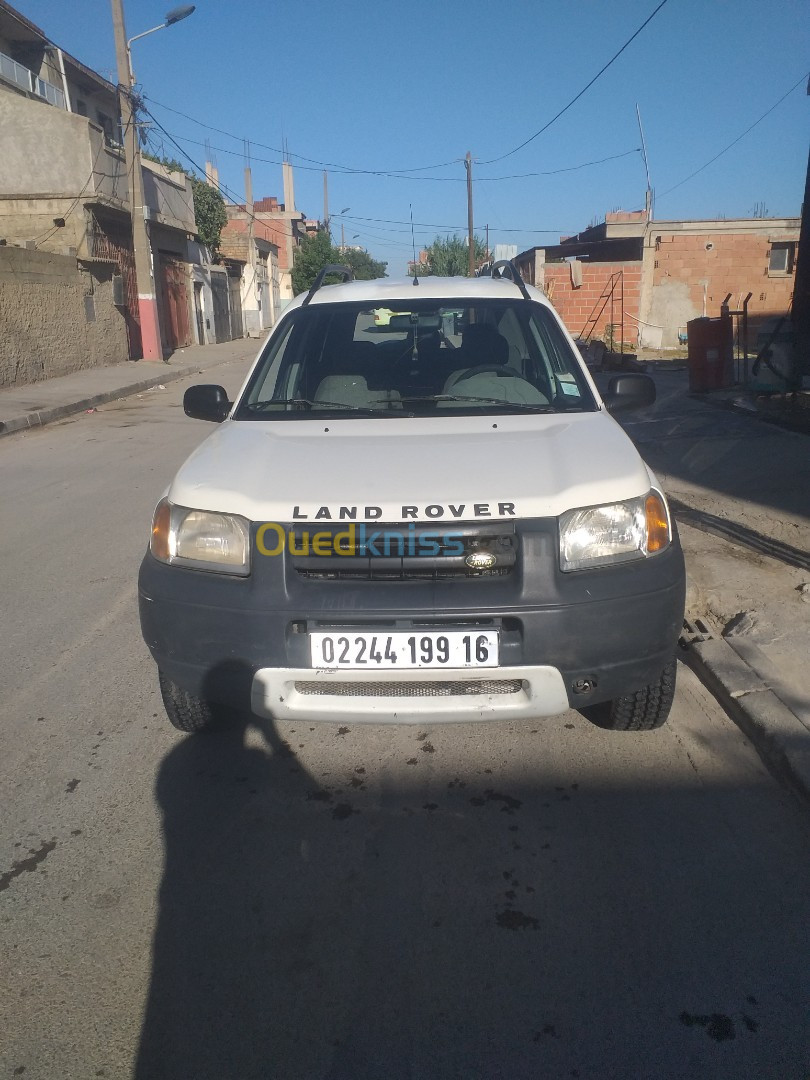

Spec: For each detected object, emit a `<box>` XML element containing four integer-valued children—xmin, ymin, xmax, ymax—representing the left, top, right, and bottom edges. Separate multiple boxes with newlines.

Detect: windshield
<box><xmin>234</xmin><ymin>298</ymin><xmax>597</xmax><ymax>419</ymax></box>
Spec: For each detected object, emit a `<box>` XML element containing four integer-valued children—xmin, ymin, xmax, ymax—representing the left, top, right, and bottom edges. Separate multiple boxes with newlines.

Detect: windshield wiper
<box><xmin>247</xmin><ymin>397</ymin><xmax>376</xmax><ymax>412</ymax></box>
<box><xmin>395</xmin><ymin>394</ymin><xmax>554</xmax><ymax>412</ymax></box>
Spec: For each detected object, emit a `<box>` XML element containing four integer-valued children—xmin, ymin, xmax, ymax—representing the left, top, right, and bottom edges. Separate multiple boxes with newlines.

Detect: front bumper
<box><xmin>251</xmin><ymin>665</ymin><xmax>570</xmax><ymax>724</ymax></box>
<box><xmin>139</xmin><ymin>519</ymin><xmax>685</xmax><ymax>722</ymax></box>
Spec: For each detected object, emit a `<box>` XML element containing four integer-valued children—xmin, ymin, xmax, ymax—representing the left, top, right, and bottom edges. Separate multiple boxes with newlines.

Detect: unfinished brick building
<box><xmin>516</xmin><ymin>210</ymin><xmax>799</xmax><ymax>349</ymax></box>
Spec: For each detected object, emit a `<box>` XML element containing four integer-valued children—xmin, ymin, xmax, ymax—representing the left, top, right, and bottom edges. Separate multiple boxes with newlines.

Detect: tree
<box><xmin>340</xmin><ymin>246</ymin><xmax>387</xmax><ymax>281</ymax></box>
<box><xmin>291</xmin><ymin>231</ymin><xmax>334</xmax><ymax>295</ymax></box>
<box><xmin>189</xmin><ymin>177</ymin><xmax>227</xmax><ymax>256</ymax></box>
<box><xmin>292</xmin><ymin>230</ymin><xmax>387</xmax><ymax>294</ymax></box>
<box><xmin>410</xmin><ymin>233</ymin><xmax>487</xmax><ymax>277</ymax></box>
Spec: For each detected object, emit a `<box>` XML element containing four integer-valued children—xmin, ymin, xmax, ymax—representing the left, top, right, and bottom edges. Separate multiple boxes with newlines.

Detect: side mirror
<box><xmin>183</xmin><ymin>384</ymin><xmax>231</xmax><ymax>422</ymax></box>
<box><xmin>603</xmin><ymin>373</ymin><xmax>656</xmax><ymax>414</ymax></box>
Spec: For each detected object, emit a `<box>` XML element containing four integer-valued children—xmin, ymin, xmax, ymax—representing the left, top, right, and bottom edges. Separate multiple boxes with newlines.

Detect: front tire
<box><xmin>158</xmin><ymin>670</ymin><xmax>235</xmax><ymax>733</ymax></box>
<box><xmin>581</xmin><ymin>658</ymin><xmax>677</xmax><ymax>731</ymax></box>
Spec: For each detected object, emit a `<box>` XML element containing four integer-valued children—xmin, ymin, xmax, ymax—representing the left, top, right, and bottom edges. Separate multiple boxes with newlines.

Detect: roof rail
<box><xmin>489</xmin><ymin>259</ymin><xmax>531</xmax><ymax>301</ymax></box>
<box><xmin>301</xmin><ymin>264</ymin><xmax>354</xmax><ymax>306</ymax></box>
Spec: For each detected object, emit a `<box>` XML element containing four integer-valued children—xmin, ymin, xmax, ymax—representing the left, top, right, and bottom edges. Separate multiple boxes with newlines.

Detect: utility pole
<box><xmin>636</xmin><ymin>103</ymin><xmax>653</xmax><ymax>221</ymax></box>
<box><xmin>110</xmin><ymin>0</ymin><xmax>162</xmax><ymax>360</ymax></box>
<box><xmin>485</xmin><ymin>223</ymin><xmax>489</xmax><ymax>262</ymax></box>
<box><xmin>465</xmin><ymin>151</ymin><xmax>474</xmax><ymax>277</ymax></box>
<box><xmin>793</xmin><ymin>100</ymin><xmax>810</xmax><ymax>377</ymax></box>
<box><xmin>323</xmin><ymin>170</ymin><xmax>329</xmax><ymax>236</ymax></box>
<box><xmin>244</xmin><ymin>144</ymin><xmax>255</xmax><ymax>336</ymax></box>
<box><xmin>341</xmin><ymin>222</ymin><xmax>345</xmax><ymax>251</ymax></box>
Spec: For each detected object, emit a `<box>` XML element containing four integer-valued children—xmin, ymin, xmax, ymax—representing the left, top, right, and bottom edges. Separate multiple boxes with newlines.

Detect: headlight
<box><xmin>150</xmin><ymin>499</ymin><xmax>251</xmax><ymax>575</ymax></box>
<box><xmin>559</xmin><ymin>491</ymin><xmax>671</xmax><ymax>572</ymax></box>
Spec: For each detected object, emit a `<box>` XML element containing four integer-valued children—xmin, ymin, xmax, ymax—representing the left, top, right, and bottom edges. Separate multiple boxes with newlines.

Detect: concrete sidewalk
<box><xmin>0</xmin><ymin>337</ymin><xmax>261</xmax><ymax>438</ymax></box>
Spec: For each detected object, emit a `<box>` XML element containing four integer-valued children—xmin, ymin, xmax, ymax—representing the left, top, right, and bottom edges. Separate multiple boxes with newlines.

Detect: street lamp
<box><xmin>126</xmin><ymin>6</ymin><xmax>195</xmax><ymax>84</ymax></box>
<box><xmin>336</xmin><ymin>210</ymin><xmax>353</xmax><ymax>250</ymax></box>
<box><xmin>110</xmin><ymin>0</ymin><xmax>196</xmax><ymax>360</ymax></box>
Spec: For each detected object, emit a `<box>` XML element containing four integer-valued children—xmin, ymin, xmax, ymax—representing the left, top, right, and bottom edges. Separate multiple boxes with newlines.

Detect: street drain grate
<box><xmin>679</xmin><ymin>617</ymin><xmax>714</xmax><ymax>650</ymax></box>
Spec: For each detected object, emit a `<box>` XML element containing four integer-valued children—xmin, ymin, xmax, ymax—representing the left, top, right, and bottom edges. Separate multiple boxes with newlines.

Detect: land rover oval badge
<box><xmin>465</xmin><ymin>551</ymin><xmax>496</xmax><ymax>570</ymax></box>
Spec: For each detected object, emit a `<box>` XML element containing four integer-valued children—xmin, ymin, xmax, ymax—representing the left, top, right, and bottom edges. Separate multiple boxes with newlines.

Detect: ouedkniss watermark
<box><xmin>256</xmin><ymin>523</ymin><xmax>465</xmax><ymax>557</ymax></box>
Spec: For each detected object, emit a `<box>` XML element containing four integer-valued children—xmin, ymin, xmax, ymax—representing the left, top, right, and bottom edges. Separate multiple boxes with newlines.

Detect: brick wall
<box><xmin>648</xmin><ymin>231</ymin><xmax>796</xmax><ymax>344</ymax></box>
<box><xmin>255</xmin><ymin>217</ymin><xmax>293</xmax><ymax>272</ymax></box>
<box><xmin>223</xmin><ymin>214</ymin><xmax>292</xmax><ymax>272</ymax></box>
<box><xmin>0</xmin><ymin>247</ymin><xmax>128</xmax><ymax>387</ymax></box>
<box><xmin>544</xmin><ymin>261</ymin><xmax>642</xmax><ymax>346</ymax></box>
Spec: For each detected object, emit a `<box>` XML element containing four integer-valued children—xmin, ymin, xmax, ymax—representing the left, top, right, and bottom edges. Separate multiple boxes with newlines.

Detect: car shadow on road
<box><xmin>135</xmin><ymin>666</ymin><xmax>810</xmax><ymax>1080</ymax></box>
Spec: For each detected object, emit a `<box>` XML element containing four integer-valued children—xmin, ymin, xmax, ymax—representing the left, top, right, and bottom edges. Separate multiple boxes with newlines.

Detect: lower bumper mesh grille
<box><xmin>295</xmin><ymin>679</ymin><xmax>523</xmax><ymax>698</ymax></box>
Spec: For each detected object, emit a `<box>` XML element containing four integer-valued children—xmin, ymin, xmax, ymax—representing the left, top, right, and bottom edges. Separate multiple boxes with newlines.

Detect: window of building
<box><xmin>96</xmin><ymin>111</ymin><xmax>115</xmax><ymax>145</ymax></box>
<box><xmin>768</xmin><ymin>242</ymin><xmax>795</xmax><ymax>275</ymax></box>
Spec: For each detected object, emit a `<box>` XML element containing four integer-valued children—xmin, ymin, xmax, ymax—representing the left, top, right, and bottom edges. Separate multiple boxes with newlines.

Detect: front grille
<box><xmin>295</xmin><ymin>679</ymin><xmax>523</xmax><ymax>697</ymax></box>
<box><xmin>288</xmin><ymin>521</ymin><xmax>517</xmax><ymax>581</ymax></box>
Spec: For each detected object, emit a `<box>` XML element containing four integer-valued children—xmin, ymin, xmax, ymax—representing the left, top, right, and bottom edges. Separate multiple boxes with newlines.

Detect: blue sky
<box><xmin>19</xmin><ymin>0</ymin><xmax>810</xmax><ymax>275</ymax></box>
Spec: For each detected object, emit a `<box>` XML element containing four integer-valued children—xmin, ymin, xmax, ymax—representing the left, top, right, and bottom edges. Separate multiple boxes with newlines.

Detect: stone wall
<box><xmin>0</xmin><ymin>246</ymin><xmax>128</xmax><ymax>387</ymax></box>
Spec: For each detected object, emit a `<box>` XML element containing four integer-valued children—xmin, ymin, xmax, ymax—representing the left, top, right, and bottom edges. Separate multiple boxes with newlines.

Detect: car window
<box><xmin>235</xmin><ymin>298</ymin><xmax>596</xmax><ymax>420</ymax></box>
<box><xmin>246</xmin><ymin>318</ymin><xmax>297</xmax><ymax>403</ymax></box>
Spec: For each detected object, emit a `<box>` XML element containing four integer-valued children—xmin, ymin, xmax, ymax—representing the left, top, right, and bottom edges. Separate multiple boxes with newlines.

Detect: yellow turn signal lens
<box><xmin>151</xmin><ymin>498</ymin><xmax>171</xmax><ymax>560</ymax></box>
<box><xmin>645</xmin><ymin>493</ymin><xmax>670</xmax><ymax>553</ymax></box>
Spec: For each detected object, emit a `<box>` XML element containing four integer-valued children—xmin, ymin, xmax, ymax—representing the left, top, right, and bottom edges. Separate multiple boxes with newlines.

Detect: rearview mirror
<box><xmin>602</xmin><ymin>374</ymin><xmax>656</xmax><ymax>414</ymax></box>
<box><xmin>183</xmin><ymin>384</ymin><xmax>231</xmax><ymax>422</ymax></box>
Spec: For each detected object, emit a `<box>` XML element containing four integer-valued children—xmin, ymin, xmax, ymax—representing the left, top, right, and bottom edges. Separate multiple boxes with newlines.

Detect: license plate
<box><xmin>310</xmin><ymin>630</ymin><xmax>499</xmax><ymax>669</ymax></box>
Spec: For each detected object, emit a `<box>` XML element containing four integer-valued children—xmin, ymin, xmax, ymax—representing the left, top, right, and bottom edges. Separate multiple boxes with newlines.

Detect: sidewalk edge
<box><xmin>687</xmin><ymin>637</ymin><xmax>810</xmax><ymax>802</ymax></box>
<box><xmin>0</xmin><ymin>363</ymin><xmax>204</xmax><ymax>439</ymax></box>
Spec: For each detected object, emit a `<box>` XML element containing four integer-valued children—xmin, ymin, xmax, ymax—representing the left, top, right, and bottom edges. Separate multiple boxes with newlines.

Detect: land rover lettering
<box><xmin>289</xmin><ymin>502</ymin><xmax>517</xmax><ymax>521</ymax></box>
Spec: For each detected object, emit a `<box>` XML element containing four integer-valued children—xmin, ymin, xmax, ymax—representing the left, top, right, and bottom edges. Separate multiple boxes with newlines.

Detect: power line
<box><xmin>144</xmin><ymin>106</ymin><xmax>570</xmax><ymax>259</ymax></box>
<box><xmin>148</xmin><ymin>128</ymin><xmax>365</xmax><ymax>177</ymax></box>
<box><xmin>349</xmin><ymin>227</ymin><xmax>421</xmax><ymax>251</ymax></box>
<box><xmin>150</xmin><ymin>127</ymin><xmax>642</xmax><ymax>184</ymax></box>
<box><xmin>657</xmin><ymin>70</ymin><xmax>810</xmax><ymax>199</ymax></box>
<box><xmin>335</xmin><ymin>213</ymin><xmax>567</xmax><ymax>236</ymax></box>
<box><xmin>476</xmin><ymin>149</ymin><xmax>641</xmax><ymax>181</ymax></box>
<box><xmin>145</xmin><ymin>95</ymin><xmax>462</xmax><ymax>177</ymax></box>
<box><xmin>145</xmin><ymin>107</ymin><xmax>419</xmax><ymax>267</ymax></box>
<box><xmin>147</xmin><ymin>95</ymin><xmax>639</xmax><ymax>183</ymax></box>
<box><xmin>142</xmin><ymin>105</ymin><xmax>301</xmax><ymax>242</ymax></box>
<box><xmin>33</xmin><ymin>133</ymin><xmax>108</xmax><ymax>247</ymax></box>
<box><xmin>480</xmin><ymin>0</ymin><xmax>671</xmax><ymax>165</ymax></box>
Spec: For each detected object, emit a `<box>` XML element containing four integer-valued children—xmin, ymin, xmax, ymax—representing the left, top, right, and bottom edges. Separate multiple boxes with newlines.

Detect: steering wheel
<box><xmin>446</xmin><ymin>365</ymin><xmax>511</xmax><ymax>387</ymax></box>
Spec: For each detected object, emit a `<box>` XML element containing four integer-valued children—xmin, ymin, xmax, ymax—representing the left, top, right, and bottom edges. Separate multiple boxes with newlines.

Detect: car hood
<box><xmin>167</xmin><ymin>412</ymin><xmax>654</xmax><ymax>523</ymax></box>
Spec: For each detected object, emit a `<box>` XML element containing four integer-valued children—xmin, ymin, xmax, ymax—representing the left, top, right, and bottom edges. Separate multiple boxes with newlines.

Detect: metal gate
<box><xmin>227</xmin><ymin>272</ymin><xmax>244</xmax><ymax>339</ymax></box>
<box><xmin>158</xmin><ymin>256</ymin><xmax>192</xmax><ymax>352</ymax></box>
<box><xmin>211</xmin><ymin>272</ymin><xmax>231</xmax><ymax>343</ymax></box>
<box><xmin>193</xmin><ymin>281</ymin><xmax>205</xmax><ymax>344</ymax></box>
<box><xmin>89</xmin><ymin>209</ymin><xmax>141</xmax><ymax>359</ymax></box>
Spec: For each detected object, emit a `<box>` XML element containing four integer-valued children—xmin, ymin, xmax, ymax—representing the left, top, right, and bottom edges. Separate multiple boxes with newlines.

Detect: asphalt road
<box><xmin>2</xmin><ymin>362</ymin><xmax>810</xmax><ymax>1080</ymax></box>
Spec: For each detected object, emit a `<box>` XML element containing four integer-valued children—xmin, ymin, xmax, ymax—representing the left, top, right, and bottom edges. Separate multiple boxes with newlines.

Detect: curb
<box><xmin>0</xmin><ymin>363</ymin><xmax>207</xmax><ymax>439</ymax></box>
<box><xmin>686</xmin><ymin>636</ymin><xmax>810</xmax><ymax>802</ymax></box>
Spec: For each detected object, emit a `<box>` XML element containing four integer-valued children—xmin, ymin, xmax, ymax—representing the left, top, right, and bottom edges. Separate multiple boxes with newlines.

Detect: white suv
<box><xmin>139</xmin><ymin>262</ymin><xmax>685</xmax><ymax>732</ymax></box>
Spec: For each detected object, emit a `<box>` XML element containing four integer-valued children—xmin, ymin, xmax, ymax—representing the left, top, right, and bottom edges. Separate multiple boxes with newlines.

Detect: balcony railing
<box><xmin>0</xmin><ymin>50</ymin><xmax>66</xmax><ymax>109</ymax></box>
